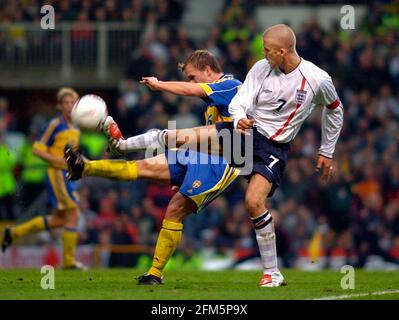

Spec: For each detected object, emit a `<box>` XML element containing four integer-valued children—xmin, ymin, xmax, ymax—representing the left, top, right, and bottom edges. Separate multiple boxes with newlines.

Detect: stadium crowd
<box><xmin>0</xmin><ymin>0</ymin><xmax>398</xmax><ymax>269</ymax></box>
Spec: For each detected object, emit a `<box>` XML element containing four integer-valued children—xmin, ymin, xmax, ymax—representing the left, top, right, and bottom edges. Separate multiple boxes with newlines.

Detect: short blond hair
<box><xmin>179</xmin><ymin>50</ymin><xmax>222</xmax><ymax>73</ymax></box>
<box><xmin>57</xmin><ymin>87</ymin><xmax>79</xmax><ymax>104</ymax></box>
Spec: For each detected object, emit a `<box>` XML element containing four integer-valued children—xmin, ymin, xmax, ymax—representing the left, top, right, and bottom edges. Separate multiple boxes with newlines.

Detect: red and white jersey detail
<box><xmin>268</xmin><ymin>76</ymin><xmax>307</xmax><ymax>141</ymax></box>
<box><xmin>229</xmin><ymin>58</ymin><xmax>344</xmax><ymax>157</ymax></box>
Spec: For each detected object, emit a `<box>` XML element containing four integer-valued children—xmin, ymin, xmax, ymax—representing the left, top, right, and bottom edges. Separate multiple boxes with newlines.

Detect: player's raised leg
<box><xmin>2</xmin><ymin>215</ymin><xmax>53</xmax><ymax>253</ymax></box>
<box><xmin>1</xmin><ymin>208</ymin><xmax>82</xmax><ymax>269</ymax></box>
<box><xmin>137</xmin><ymin>192</ymin><xmax>197</xmax><ymax>285</ymax></box>
<box><xmin>65</xmin><ymin>145</ymin><xmax>171</xmax><ymax>184</ymax></box>
<box><xmin>164</xmin><ymin>125</ymin><xmax>220</xmax><ymax>153</ymax></box>
<box><xmin>61</xmin><ymin>207</ymin><xmax>87</xmax><ymax>270</ymax></box>
<box><xmin>245</xmin><ymin>174</ymin><xmax>285</xmax><ymax>287</ymax></box>
<box><xmin>103</xmin><ymin>116</ymin><xmax>220</xmax><ymax>155</ymax></box>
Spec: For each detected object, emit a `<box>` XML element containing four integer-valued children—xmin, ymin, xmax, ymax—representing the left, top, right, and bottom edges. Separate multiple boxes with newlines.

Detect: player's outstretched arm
<box><xmin>33</xmin><ymin>147</ymin><xmax>66</xmax><ymax>169</ymax></box>
<box><xmin>140</xmin><ymin>77</ymin><xmax>207</xmax><ymax>97</ymax></box>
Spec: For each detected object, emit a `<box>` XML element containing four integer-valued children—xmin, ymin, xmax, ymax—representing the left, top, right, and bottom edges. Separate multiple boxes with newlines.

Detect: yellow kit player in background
<box><xmin>1</xmin><ymin>88</ymin><xmax>86</xmax><ymax>270</ymax></box>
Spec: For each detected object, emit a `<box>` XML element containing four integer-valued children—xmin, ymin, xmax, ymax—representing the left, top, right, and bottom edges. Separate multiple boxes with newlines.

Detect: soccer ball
<box><xmin>71</xmin><ymin>94</ymin><xmax>108</xmax><ymax>131</ymax></box>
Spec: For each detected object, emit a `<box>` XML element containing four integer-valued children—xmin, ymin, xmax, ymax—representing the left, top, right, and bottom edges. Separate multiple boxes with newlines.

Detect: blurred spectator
<box><xmin>96</xmin><ymin>190</ymin><xmax>118</xmax><ymax>228</ymax></box>
<box><xmin>170</xmin><ymin>102</ymin><xmax>201</xmax><ymax>129</ymax></box>
<box><xmin>130</xmin><ymin>205</ymin><xmax>157</xmax><ymax>245</ymax></box>
<box><xmin>18</xmin><ymin>131</ymin><xmax>47</xmax><ymax>210</ymax></box>
<box><xmin>118</xmin><ymin>79</ymin><xmax>141</xmax><ymax>112</ymax></box>
<box><xmin>78</xmin><ymin>197</ymin><xmax>99</xmax><ymax>244</ymax></box>
<box><xmin>142</xmin><ymin>193</ymin><xmax>169</xmax><ymax>230</ymax></box>
<box><xmin>0</xmin><ymin>117</ymin><xmax>17</xmax><ymax>220</ymax></box>
<box><xmin>0</xmin><ymin>96</ymin><xmax>16</xmax><ymax>131</ymax></box>
<box><xmin>224</xmin><ymin>41</ymin><xmax>249</xmax><ymax>81</ymax></box>
<box><xmin>112</xmin><ymin>97</ymin><xmax>137</xmax><ymax>137</ymax></box>
<box><xmin>79</xmin><ymin>131</ymin><xmax>107</xmax><ymax>160</ymax></box>
<box><xmin>164</xmin><ymin>238</ymin><xmax>203</xmax><ymax>271</ymax></box>
<box><xmin>71</xmin><ymin>10</ymin><xmax>95</xmax><ymax>65</ymax></box>
<box><xmin>125</xmin><ymin>46</ymin><xmax>155</xmax><ymax>81</ymax></box>
<box><xmin>108</xmin><ymin>215</ymin><xmax>138</xmax><ymax>267</ymax></box>
<box><xmin>6</xmin><ymin>9</ymin><xmax>27</xmax><ymax>63</ymax></box>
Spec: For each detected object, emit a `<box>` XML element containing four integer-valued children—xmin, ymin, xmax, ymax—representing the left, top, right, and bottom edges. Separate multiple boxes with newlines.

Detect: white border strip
<box><xmin>311</xmin><ymin>290</ymin><xmax>399</xmax><ymax>300</ymax></box>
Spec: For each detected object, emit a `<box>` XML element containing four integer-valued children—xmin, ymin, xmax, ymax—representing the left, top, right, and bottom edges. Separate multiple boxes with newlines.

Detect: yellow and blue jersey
<box><xmin>33</xmin><ymin>116</ymin><xmax>80</xmax><ymax>161</ymax></box>
<box><xmin>166</xmin><ymin>74</ymin><xmax>242</xmax><ymax>213</ymax></box>
<box><xmin>198</xmin><ymin>74</ymin><xmax>241</xmax><ymax>125</ymax></box>
<box><xmin>33</xmin><ymin>116</ymin><xmax>80</xmax><ymax>210</ymax></box>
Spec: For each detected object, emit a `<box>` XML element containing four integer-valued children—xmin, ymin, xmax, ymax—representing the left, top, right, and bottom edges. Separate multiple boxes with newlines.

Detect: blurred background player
<box><xmin>1</xmin><ymin>88</ymin><xmax>86</xmax><ymax>270</ymax></box>
<box><xmin>66</xmin><ymin>50</ymin><xmax>242</xmax><ymax>284</ymax></box>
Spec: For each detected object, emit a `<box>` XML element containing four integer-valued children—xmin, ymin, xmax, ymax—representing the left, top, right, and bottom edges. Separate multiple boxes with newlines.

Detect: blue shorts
<box><xmin>166</xmin><ymin>149</ymin><xmax>240</xmax><ymax>213</ymax></box>
<box><xmin>46</xmin><ymin>168</ymin><xmax>79</xmax><ymax>210</ymax></box>
<box><xmin>215</xmin><ymin>121</ymin><xmax>290</xmax><ymax>197</ymax></box>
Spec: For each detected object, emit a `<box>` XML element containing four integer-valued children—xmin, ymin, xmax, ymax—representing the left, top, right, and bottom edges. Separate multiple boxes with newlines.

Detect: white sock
<box><xmin>251</xmin><ymin>210</ymin><xmax>279</xmax><ymax>274</ymax></box>
<box><xmin>125</xmin><ymin>129</ymin><xmax>167</xmax><ymax>151</ymax></box>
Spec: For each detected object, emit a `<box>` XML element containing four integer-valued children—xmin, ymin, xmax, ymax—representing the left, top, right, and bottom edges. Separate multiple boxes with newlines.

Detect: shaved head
<box><xmin>263</xmin><ymin>24</ymin><xmax>296</xmax><ymax>51</ymax></box>
<box><xmin>261</xmin><ymin>24</ymin><xmax>300</xmax><ymax>72</ymax></box>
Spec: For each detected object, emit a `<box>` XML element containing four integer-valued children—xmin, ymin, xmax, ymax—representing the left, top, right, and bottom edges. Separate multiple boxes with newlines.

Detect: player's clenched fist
<box><xmin>236</xmin><ymin>118</ymin><xmax>255</xmax><ymax>135</ymax></box>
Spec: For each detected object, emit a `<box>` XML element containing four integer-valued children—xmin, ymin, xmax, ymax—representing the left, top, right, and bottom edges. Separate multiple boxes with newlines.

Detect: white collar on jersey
<box><xmin>276</xmin><ymin>58</ymin><xmax>303</xmax><ymax>78</ymax></box>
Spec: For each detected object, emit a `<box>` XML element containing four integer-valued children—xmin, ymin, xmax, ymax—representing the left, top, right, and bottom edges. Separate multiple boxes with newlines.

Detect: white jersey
<box><xmin>229</xmin><ymin>58</ymin><xmax>344</xmax><ymax>158</ymax></box>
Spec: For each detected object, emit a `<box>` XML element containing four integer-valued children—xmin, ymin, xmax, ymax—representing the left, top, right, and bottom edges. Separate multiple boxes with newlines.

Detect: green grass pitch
<box><xmin>0</xmin><ymin>269</ymin><xmax>398</xmax><ymax>300</ymax></box>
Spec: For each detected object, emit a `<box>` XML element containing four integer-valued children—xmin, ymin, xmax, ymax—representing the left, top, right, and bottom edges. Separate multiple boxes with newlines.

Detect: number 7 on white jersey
<box><xmin>268</xmin><ymin>155</ymin><xmax>279</xmax><ymax>169</ymax></box>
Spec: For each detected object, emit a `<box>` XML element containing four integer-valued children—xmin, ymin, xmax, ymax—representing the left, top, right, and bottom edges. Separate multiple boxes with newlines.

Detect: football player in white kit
<box><xmin>104</xmin><ymin>24</ymin><xmax>344</xmax><ymax>287</ymax></box>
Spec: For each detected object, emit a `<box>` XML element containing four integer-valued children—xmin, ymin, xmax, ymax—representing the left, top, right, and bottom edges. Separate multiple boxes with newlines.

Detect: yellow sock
<box><xmin>148</xmin><ymin>219</ymin><xmax>183</xmax><ymax>278</ymax></box>
<box><xmin>11</xmin><ymin>216</ymin><xmax>47</xmax><ymax>239</ymax></box>
<box><xmin>84</xmin><ymin>160</ymin><xmax>138</xmax><ymax>181</ymax></box>
<box><xmin>62</xmin><ymin>228</ymin><xmax>78</xmax><ymax>267</ymax></box>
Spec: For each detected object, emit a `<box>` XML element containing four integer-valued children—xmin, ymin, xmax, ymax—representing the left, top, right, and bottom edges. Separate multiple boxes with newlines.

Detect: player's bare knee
<box><xmin>136</xmin><ymin>159</ymin><xmax>153</xmax><ymax>177</ymax></box>
<box><xmin>165</xmin><ymin>204</ymin><xmax>186</xmax><ymax>222</ymax></box>
<box><xmin>136</xmin><ymin>159</ymin><xmax>149</xmax><ymax>171</ymax></box>
<box><xmin>67</xmin><ymin>208</ymin><xmax>80</xmax><ymax>224</ymax></box>
<box><xmin>49</xmin><ymin>214</ymin><xmax>67</xmax><ymax>228</ymax></box>
<box><xmin>165</xmin><ymin>195</ymin><xmax>193</xmax><ymax>222</ymax></box>
<box><xmin>245</xmin><ymin>194</ymin><xmax>266</xmax><ymax>216</ymax></box>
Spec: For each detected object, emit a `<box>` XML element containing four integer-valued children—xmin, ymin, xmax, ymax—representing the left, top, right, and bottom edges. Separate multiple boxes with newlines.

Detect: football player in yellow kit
<box><xmin>2</xmin><ymin>88</ymin><xmax>86</xmax><ymax>270</ymax></box>
<box><xmin>66</xmin><ymin>50</ymin><xmax>242</xmax><ymax>283</ymax></box>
